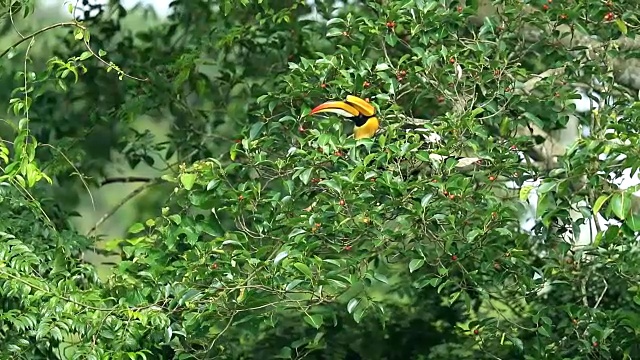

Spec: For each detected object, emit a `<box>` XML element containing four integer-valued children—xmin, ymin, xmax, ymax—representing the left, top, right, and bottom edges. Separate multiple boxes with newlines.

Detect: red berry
<box><xmin>298</xmin><ymin>126</ymin><xmax>305</xmax><ymax>132</ymax></box>
<box><xmin>211</xmin><ymin>263</ymin><xmax>218</xmax><ymax>269</ymax></box>
<box><xmin>238</xmin><ymin>195</ymin><xmax>244</xmax><ymax>201</ymax></box>
<box><xmin>542</xmin><ymin>4</ymin><xmax>549</xmax><ymax>10</ymax></box>
<box><xmin>451</xmin><ymin>255</ymin><xmax>458</xmax><ymax>261</ymax></box>
<box><xmin>457</xmin><ymin>5</ymin><xmax>463</xmax><ymax>12</ymax></box>
<box><xmin>449</xmin><ymin>57</ymin><xmax>455</xmax><ymax>64</ymax></box>
<box><xmin>320</xmin><ymin>83</ymin><xmax>327</xmax><ymax>88</ymax></box>
<box><xmin>449</xmin><ymin>194</ymin><xmax>455</xmax><ymax>200</ymax></box>
<box><xmin>473</xmin><ymin>329</ymin><xmax>479</xmax><ymax>335</ymax></box>
<box><xmin>363</xmin><ymin>81</ymin><xmax>370</xmax><ymax>87</ymax></box>
<box><xmin>489</xmin><ymin>176</ymin><xmax>495</xmax><ymax>181</ymax></box>
<box><xmin>593</xmin><ymin>341</ymin><xmax>598</xmax><ymax>347</ymax></box>
<box><xmin>344</xmin><ymin>245</ymin><xmax>352</xmax><ymax>251</ymax></box>
<box><xmin>334</xmin><ymin>150</ymin><xmax>342</xmax><ymax>156</ymax></box>
<box><xmin>339</xmin><ymin>199</ymin><xmax>345</xmax><ymax>206</ymax></box>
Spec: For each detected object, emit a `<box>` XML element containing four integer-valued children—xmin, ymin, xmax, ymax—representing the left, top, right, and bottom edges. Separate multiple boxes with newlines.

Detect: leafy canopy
<box><xmin>0</xmin><ymin>0</ymin><xmax>640</xmax><ymax>359</ymax></box>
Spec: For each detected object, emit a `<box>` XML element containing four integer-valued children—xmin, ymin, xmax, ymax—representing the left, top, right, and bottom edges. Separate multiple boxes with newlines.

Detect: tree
<box><xmin>1</xmin><ymin>0</ymin><xmax>639</xmax><ymax>359</ymax></box>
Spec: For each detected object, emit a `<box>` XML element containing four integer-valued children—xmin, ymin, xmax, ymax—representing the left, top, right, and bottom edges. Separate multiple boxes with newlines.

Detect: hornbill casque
<box><xmin>310</xmin><ymin>95</ymin><xmax>381</xmax><ymax>140</ymax></box>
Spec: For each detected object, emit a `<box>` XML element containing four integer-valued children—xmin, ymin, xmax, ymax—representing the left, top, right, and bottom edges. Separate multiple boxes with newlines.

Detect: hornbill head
<box><xmin>310</xmin><ymin>95</ymin><xmax>380</xmax><ymax>139</ymax></box>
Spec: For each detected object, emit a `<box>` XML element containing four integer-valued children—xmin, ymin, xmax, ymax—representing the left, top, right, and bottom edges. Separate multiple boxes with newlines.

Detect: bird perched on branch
<box><xmin>310</xmin><ymin>95</ymin><xmax>380</xmax><ymax>140</ymax></box>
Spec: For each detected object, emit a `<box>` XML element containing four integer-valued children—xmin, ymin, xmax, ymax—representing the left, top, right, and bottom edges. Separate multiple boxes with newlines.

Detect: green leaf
<box><xmin>375</xmin><ymin>63</ymin><xmax>390</xmax><ymax>72</ymax></box>
<box><xmin>519</xmin><ymin>185</ymin><xmax>535</xmax><ymax>201</ymax></box>
<box><xmin>609</xmin><ymin>193</ymin><xmax>631</xmax><ymax>220</ymax></box>
<box><xmin>420</xmin><ymin>194</ymin><xmax>433</xmax><ymax>208</ymax></box>
<box><xmin>593</xmin><ymin>194</ymin><xmax>610</xmax><ymax>214</ymax></box>
<box><xmin>286</xmin><ymin>280</ymin><xmax>303</xmax><ymax>291</ymax></box>
<box><xmin>304</xmin><ymin>314</ymin><xmax>323</xmax><ymax>329</ymax></box>
<box><xmin>470</xmin><ymin>107</ymin><xmax>484</xmax><ymax>117</ymax></box>
<box><xmin>299</xmin><ymin>168</ymin><xmax>312</xmax><ymax>185</ymax></box>
<box><xmin>293</xmin><ymin>262</ymin><xmax>313</xmax><ymax>279</ymax></box>
<box><xmin>347</xmin><ymin>298</ymin><xmax>359</xmax><ymax>314</ymax></box>
<box><xmin>318</xmin><ymin>179</ymin><xmax>342</xmax><ymax>193</ymax></box>
<box><xmin>273</xmin><ymin>251</ymin><xmax>288</xmax><ymax>265</ymax></box>
<box><xmin>409</xmin><ymin>259</ymin><xmax>425</xmax><ymax>273</ymax></box>
<box><xmin>128</xmin><ymin>223</ymin><xmax>145</xmax><ymax>234</ymax></box>
<box><xmin>615</xmin><ymin>18</ymin><xmax>628</xmax><ymax>35</ymax></box>
<box><xmin>79</xmin><ymin>51</ymin><xmax>93</xmax><ymax>60</ymax></box>
<box><xmin>537</xmin><ymin>326</ymin><xmax>551</xmax><ymax>337</ymax></box>
<box><xmin>168</xmin><ymin>214</ymin><xmax>181</xmax><ymax>225</ymax></box>
<box><xmin>373</xmin><ymin>272</ymin><xmax>389</xmax><ymax>284</ymax></box>
<box><xmin>537</xmin><ymin>181</ymin><xmax>556</xmax><ymax>194</ymax></box>
<box><xmin>180</xmin><ymin>173</ymin><xmax>197</xmax><ymax>190</ymax></box>
<box><xmin>626</xmin><ymin>213</ymin><xmax>640</xmax><ymax>231</ymax></box>
<box><xmin>249</xmin><ymin>122</ymin><xmax>265</xmax><ymax>140</ymax></box>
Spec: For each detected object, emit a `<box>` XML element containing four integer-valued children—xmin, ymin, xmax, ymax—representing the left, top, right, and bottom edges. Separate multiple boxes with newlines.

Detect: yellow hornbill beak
<box><xmin>310</xmin><ymin>95</ymin><xmax>379</xmax><ymax>139</ymax></box>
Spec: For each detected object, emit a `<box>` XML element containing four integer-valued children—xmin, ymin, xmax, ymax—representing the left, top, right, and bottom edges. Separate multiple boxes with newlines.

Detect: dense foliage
<box><xmin>1</xmin><ymin>0</ymin><xmax>640</xmax><ymax>359</ymax></box>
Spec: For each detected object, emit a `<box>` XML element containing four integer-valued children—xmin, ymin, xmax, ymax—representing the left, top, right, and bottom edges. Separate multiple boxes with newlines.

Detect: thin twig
<box><xmin>207</xmin><ymin>312</ymin><xmax>236</xmax><ymax>353</ymax></box>
<box><xmin>86</xmin><ymin>180</ymin><xmax>160</xmax><ymax>236</ymax></box>
<box><xmin>100</xmin><ymin>176</ymin><xmax>156</xmax><ymax>186</ymax></box>
<box><xmin>593</xmin><ymin>279</ymin><xmax>608</xmax><ymax>309</ymax></box>
<box><xmin>0</xmin><ymin>21</ymin><xmax>77</xmax><ymax>59</ymax></box>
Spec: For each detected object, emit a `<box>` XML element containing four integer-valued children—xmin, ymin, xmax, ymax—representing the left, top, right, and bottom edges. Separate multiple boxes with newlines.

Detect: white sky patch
<box><xmin>47</xmin><ymin>0</ymin><xmax>172</xmax><ymax>18</ymax></box>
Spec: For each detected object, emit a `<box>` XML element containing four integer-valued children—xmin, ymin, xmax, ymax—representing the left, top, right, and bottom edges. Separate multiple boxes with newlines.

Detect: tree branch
<box><xmin>100</xmin><ymin>176</ymin><xmax>156</xmax><ymax>186</ymax></box>
<box><xmin>86</xmin><ymin>181</ymin><xmax>160</xmax><ymax>236</ymax></box>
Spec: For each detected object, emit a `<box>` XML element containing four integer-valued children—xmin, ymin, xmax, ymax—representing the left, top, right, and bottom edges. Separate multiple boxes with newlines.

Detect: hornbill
<box><xmin>310</xmin><ymin>95</ymin><xmax>380</xmax><ymax>140</ymax></box>
<box><xmin>308</xmin><ymin>95</ymin><xmax>479</xmax><ymax>169</ymax></box>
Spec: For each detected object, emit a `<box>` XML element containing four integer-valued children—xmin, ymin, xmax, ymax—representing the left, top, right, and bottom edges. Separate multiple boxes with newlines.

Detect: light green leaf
<box><xmin>180</xmin><ymin>173</ymin><xmax>197</xmax><ymax>190</ymax></box>
<box><xmin>347</xmin><ymin>298</ymin><xmax>359</xmax><ymax>314</ymax></box>
<box><xmin>409</xmin><ymin>259</ymin><xmax>424</xmax><ymax>273</ymax></box>
<box><xmin>299</xmin><ymin>168</ymin><xmax>312</xmax><ymax>185</ymax></box>
<box><xmin>273</xmin><ymin>251</ymin><xmax>288</xmax><ymax>265</ymax></box>
<box><xmin>609</xmin><ymin>193</ymin><xmax>631</xmax><ymax>220</ymax></box>
<box><xmin>615</xmin><ymin>18</ymin><xmax>628</xmax><ymax>35</ymax></box>
<box><xmin>128</xmin><ymin>223</ymin><xmax>145</xmax><ymax>234</ymax></box>
<box><xmin>304</xmin><ymin>314</ymin><xmax>323</xmax><ymax>329</ymax></box>
<box><xmin>593</xmin><ymin>194</ymin><xmax>610</xmax><ymax>214</ymax></box>
<box><xmin>537</xmin><ymin>326</ymin><xmax>550</xmax><ymax>337</ymax></box>
<box><xmin>293</xmin><ymin>262</ymin><xmax>313</xmax><ymax>279</ymax></box>
<box><xmin>318</xmin><ymin>179</ymin><xmax>342</xmax><ymax>193</ymax></box>
<box><xmin>626</xmin><ymin>213</ymin><xmax>640</xmax><ymax>231</ymax></box>
<box><xmin>375</xmin><ymin>63</ymin><xmax>390</xmax><ymax>71</ymax></box>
